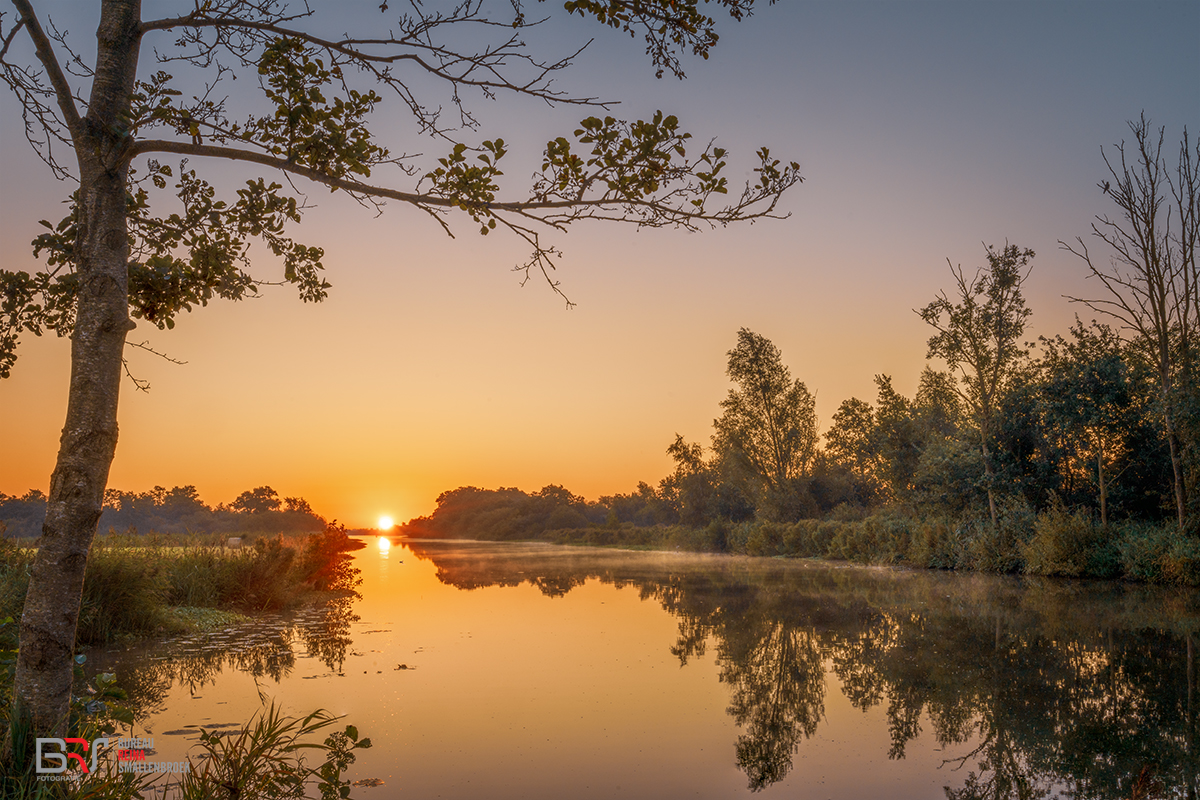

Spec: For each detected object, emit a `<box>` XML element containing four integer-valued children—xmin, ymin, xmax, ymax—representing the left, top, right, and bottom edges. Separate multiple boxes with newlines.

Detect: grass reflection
<box><xmin>87</xmin><ymin>599</ymin><xmax>360</xmax><ymax>723</ymax></box>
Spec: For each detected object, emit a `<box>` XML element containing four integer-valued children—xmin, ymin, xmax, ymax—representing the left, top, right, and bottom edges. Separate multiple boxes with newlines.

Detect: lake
<box><xmin>89</xmin><ymin>538</ymin><xmax>1199</xmax><ymax>798</ymax></box>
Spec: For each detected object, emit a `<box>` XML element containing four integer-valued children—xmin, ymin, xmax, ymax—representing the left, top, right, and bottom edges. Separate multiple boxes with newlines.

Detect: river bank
<box><xmin>406</xmin><ymin>502</ymin><xmax>1200</xmax><ymax>586</ymax></box>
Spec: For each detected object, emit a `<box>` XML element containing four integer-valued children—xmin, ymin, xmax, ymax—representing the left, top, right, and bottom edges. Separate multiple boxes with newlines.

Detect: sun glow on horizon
<box><xmin>378</xmin><ymin>515</ymin><xmax>394</xmax><ymax>530</ymax></box>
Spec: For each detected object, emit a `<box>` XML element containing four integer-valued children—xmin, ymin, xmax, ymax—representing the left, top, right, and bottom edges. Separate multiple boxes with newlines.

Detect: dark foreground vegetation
<box><xmin>0</xmin><ymin>524</ymin><xmax>367</xmax><ymax>797</ymax></box>
<box><xmin>0</xmin><ymin>522</ymin><xmax>363</xmax><ymax>649</ymax></box>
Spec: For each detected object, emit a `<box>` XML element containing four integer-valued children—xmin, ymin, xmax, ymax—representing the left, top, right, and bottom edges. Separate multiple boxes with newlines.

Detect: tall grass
<box><xmin>0</xmin><ymin>522</ymin><xmax>363</xmax><ymax>648</ymax></box>
<box><xmin>0</xmin><ymin>702</ymin><xmax>370</xmax><ymax>800</ymax></box>
<box><xmin>173</xmin><ymin>704</ymin><xmax>370</xmax><ymax>800</ymax></box>
<box><xmin>0</xmin><ymin>523</ymin><xmax>370</xmax><ymax>797</ymax></box>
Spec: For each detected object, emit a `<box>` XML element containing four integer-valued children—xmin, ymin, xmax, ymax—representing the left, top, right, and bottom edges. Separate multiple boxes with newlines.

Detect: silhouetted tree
<box><xmin>0</xmin><ymin>0</ymin><xmax>800</xmax><ymax>737</ymax></box>
<box><xmin>1061</xmin><ymin>115</ymin><xmax>1199</xmax><ymax>530</ymax></box>
<box><xmin>919</xmin><ymin>243</ymin><xmax>1035</xmax><ymax>528</ymax></box>
<box><xmin>231</xmin><ymin>486</ymin><xmax>283</xmax><ymax>514</ymax></box>
<box><xmin>713</xmin><ymin>329</ymin><xmax>818</xmax><ymax>499</ymax></box>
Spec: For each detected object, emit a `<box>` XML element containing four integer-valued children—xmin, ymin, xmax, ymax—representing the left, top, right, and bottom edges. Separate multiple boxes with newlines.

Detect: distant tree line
<box><xmin>406</xmin><ymin>119</ymin><xmax>1200</xmax><ymax>584</ymax></box>
<box><xmin>0</xmin><ymin>484</ymin><xmax>324</xmax><ymax>538</ymax></box>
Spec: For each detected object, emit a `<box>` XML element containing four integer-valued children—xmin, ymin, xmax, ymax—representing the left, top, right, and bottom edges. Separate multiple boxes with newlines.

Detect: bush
<box><xmin>294</xmin><ymin>523</ymin><xmax>364</xmax><ymax>594</ymax></box>
<box><xmin>1159</xmin><ymin>533</ymin><xmax>1200</xmax><ymax>585</ymax></box>
<box><xmin>1023</xmin><ymin>499</ymin><xmax>1103</xmax><ymax>577</ymax></box>
<box><xmin>905</xmin><ymin>514</ymin><xmax>958</xmax><ymax>570</ymax></box>
<box><xmin>957</xmin><ymin>495</ymin><xmax>1034</xmax><ymax>573</ymax></box>
<box><xmin>744</xmin><ymin>522</ymin><xmax>785</xmax><ymax>556</ymax></box>
<box><xmin>826</xmin><ymin>513</ymin><xmax>909</xmax><ymax>565</ymax></box>
<box><xmin>1115</xmin><ymin>522</ymin><xmax>1200</xmax><ymax>585</ymax></box>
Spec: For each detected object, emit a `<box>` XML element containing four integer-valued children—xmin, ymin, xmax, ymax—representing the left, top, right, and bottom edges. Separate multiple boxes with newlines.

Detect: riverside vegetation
<box><xmin>409</xmin><ymin>120</ymin><xmax>1200</xmax><ymax>584</ymax></box>
<box><xmin>405</xmin><ymin>234</ymin><xmax>1200</xmax><ymax>586</ymax></box>
<box><xmin>401</xmin><ymin>485</ymin><xmax>1200</xmax><ymax>586</ymax></box>
<box><xmin>0</xmin><ymin>523</ymin><xmax>368</xmax><ymax>797</ymax></box>
<box><xmin>0</xmin><ymin>522</ymin><xmax>365</xmax><ymax>647</ymax></box>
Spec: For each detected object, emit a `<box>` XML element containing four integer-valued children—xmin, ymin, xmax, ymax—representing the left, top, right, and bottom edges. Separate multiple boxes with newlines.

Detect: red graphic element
<box><xmin>63</xmin><ymin>738</ymin><xmax>90</xmax><ymax>773</ymax></box>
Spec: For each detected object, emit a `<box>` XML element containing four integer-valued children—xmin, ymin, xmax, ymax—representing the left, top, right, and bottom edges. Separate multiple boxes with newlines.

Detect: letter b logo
<box><xmin>35</xmin><ymin>738</ymin><xmax>93</xmax><ymax>773</ymax></box>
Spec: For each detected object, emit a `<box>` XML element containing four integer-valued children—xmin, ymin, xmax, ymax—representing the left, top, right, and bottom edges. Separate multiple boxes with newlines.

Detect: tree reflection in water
<box><xmin>408</xmin><ymin>542</ymin><xmax>1198</xmax><ymax>798</ymax></box>
<box><xmin>86</xmin><ymin>599</ymin><xmax>359</xmax><ymax>721</ymax></box>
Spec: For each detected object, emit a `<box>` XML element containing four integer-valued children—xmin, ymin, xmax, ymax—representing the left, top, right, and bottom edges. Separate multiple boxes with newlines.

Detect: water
<box><xmin>89</xmin><ymin>539</ymin><xmax>1199</xmax><ymax>798</ymax></box>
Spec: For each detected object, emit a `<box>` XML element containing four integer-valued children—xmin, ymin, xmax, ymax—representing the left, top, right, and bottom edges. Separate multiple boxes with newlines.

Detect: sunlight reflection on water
<box><xmin>88</xmin><ymin>540</ymin><xmax>1198</xmax><ymax>799</ymax></box>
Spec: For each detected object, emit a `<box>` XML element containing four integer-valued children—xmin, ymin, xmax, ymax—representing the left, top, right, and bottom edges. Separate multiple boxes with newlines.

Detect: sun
<box><xmin>378</xmin><ymin>515</ymin><xmax>394</xmax><ymax>531</ymax></box>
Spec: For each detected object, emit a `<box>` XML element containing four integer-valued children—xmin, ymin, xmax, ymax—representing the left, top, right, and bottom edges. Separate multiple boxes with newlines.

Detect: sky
<box><xmin>2</xmin><ymin>1</ymin><xmax>1198</xmax><ymax>528</ymax></box>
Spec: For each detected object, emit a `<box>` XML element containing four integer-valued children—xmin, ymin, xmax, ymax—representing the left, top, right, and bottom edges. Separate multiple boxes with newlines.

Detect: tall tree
<box><xmin>1061</xmin><ymin>115</ymin><xmax>1199</xmax><ymax>530</ymax></box>
<box><xmin>0</xmin><ymin>0</ymin><xmax>800</xmax><ymax>740</ymax></box>
<box><xmin>824</xmin><ymin>396</ymin><xmax>882</xmax><ymax>504</ymax></box>
<box><xmin>918</xmin><ymin>243</ymin><xmax>1034</xmax><ymax>527</ymax></box>
<box><xmin>1039</xmin><ymin>320</ymin><xmax>1142</xmax><ymax>526</ymax></box>
<box><xmin>712</xmin><ymin>328</ymin><xmax>818</xmax><ymax>493</ymax></box>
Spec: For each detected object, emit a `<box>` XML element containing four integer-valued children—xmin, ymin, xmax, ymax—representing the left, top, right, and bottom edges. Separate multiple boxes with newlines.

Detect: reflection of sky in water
<box><xmin>89</xmin><ymin>541</ymin><xmax>1198</xmax><ymax>798</ymax></box>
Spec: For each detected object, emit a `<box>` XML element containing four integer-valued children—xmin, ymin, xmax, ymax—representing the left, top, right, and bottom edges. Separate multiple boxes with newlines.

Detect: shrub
<box><xmin>706</xmin><ymin>518</ymin><xmax>731</xmax><ymax>553</ymax></box>
<box><xmin>955</xmin><ymin>495</ymin><xmax>1034</xmax><ymax>573</ymax></box>
<box><xmin>1116</xmin><ymin>522</ymin><xmax>1200</xmax><ymax>585</ymax></box>
<box><xmin>1115</xmin><ymin>522</ymin><xmax>1176</xmax><ymax>583</ymax></box>
<box><xmin>780</xmin><ymin>519</ymin><xmax>831</xmax><ymax>557</ymax></box>
<box><xmin>905</xmin><ymin>514</ymin><xmax>958</xmax><ymax>569</ymax></box>
<box><xmin>1159</xmin><ymin>533</ymin><xmax>1200</xmax><ymax>585</ymax></box>
<box><xmin>826</xmin><ymin>513</ymin><xmax>909</xmax><ymax>565</ymax></box>
<box><xmin>295</xmin><ymin>523</ymin><xmax>364</xmax><ymax>594</ymax></box>
<box><xmin>744</xmin><ymin>522</ymin><xmax>785</xmax><ymax>557</ymax></box>
<box><xmin>1023</xmin><ymin>499</ymin><xmax>1102</xmax><ymax>577</ymax></box>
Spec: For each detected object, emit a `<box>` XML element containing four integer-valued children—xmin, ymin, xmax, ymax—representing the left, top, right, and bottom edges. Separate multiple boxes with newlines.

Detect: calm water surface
<box><xmin>90</xmin><ymin>539</ymin><xmax>1199</xmax><ymax>798</ymax></box>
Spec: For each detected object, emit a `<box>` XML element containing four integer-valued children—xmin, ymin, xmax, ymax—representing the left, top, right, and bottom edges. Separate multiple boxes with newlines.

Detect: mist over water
<box><xmin>90</xmin><ymin>540</ymin><xmax>1198</xmax><ymax>798</ymax></box>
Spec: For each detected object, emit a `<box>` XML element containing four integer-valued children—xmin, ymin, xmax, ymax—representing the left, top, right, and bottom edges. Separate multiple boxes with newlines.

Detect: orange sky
<box><xmin>2</xmin><ymin>2</ymin><xmax>1198</xmax><ymax>527</ymax></box>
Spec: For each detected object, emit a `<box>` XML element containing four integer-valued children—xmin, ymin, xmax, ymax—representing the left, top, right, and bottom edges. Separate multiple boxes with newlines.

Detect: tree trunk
<box><xmin>1097</xmin><ymin>436</ymin><xmax>1108</xmax><ymax>528</ymax></box>
<box><xmin>1165</xmin><ymin>401</ymin><xmax>1187</xmax><ymax>530</ymax></box>
<box><xmin>13</xmin><ymin>0</ymin><xmax>141</xmax><ymax>741</ymax></box>
<box><xmin>982</xmin><ymin>431</ymin><xmax>998</xmax><ymax>529</ymax></box>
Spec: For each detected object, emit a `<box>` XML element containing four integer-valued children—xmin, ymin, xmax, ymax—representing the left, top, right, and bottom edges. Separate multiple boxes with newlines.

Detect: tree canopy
<box><xmin>0</xmin><ymin>0</ymin><xmax>801</xmax><ymax>376</ymax></box>
<box><xmin>0</xmin><ymin>0</ymin><xmax>800</xmax><ymax>742</ymax></box>
<box><xmin>712</xmin><ymin>327</ymin><xmax>818</xmax><ymax>492</ymax></box>
<box><xmin>918</xmin><ymin>243</ymin><xmax>1034</xmax><ymax>527</ymax></box>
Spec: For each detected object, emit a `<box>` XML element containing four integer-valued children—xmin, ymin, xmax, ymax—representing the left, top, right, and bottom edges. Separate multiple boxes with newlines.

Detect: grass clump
<box><xmin>0</xmin><ymin>521</ymin><xmax>363</xmax><ymax>648</ymax></box>
<box><xmin>174</xmin><ymin>704</ymin><xmax>371</xmax><ymax>800</ymax></box>
<box><xmin>0</xmin><ymin>699</ymin><xmax>370</xmax><ymax>800</ymax></box>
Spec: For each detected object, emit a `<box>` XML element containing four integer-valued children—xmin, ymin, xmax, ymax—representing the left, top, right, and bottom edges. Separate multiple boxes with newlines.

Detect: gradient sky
<box><xmin>2</xmin><ymin>1</ymin><xmax>1198</xmax><ymax>527</ymax></box>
